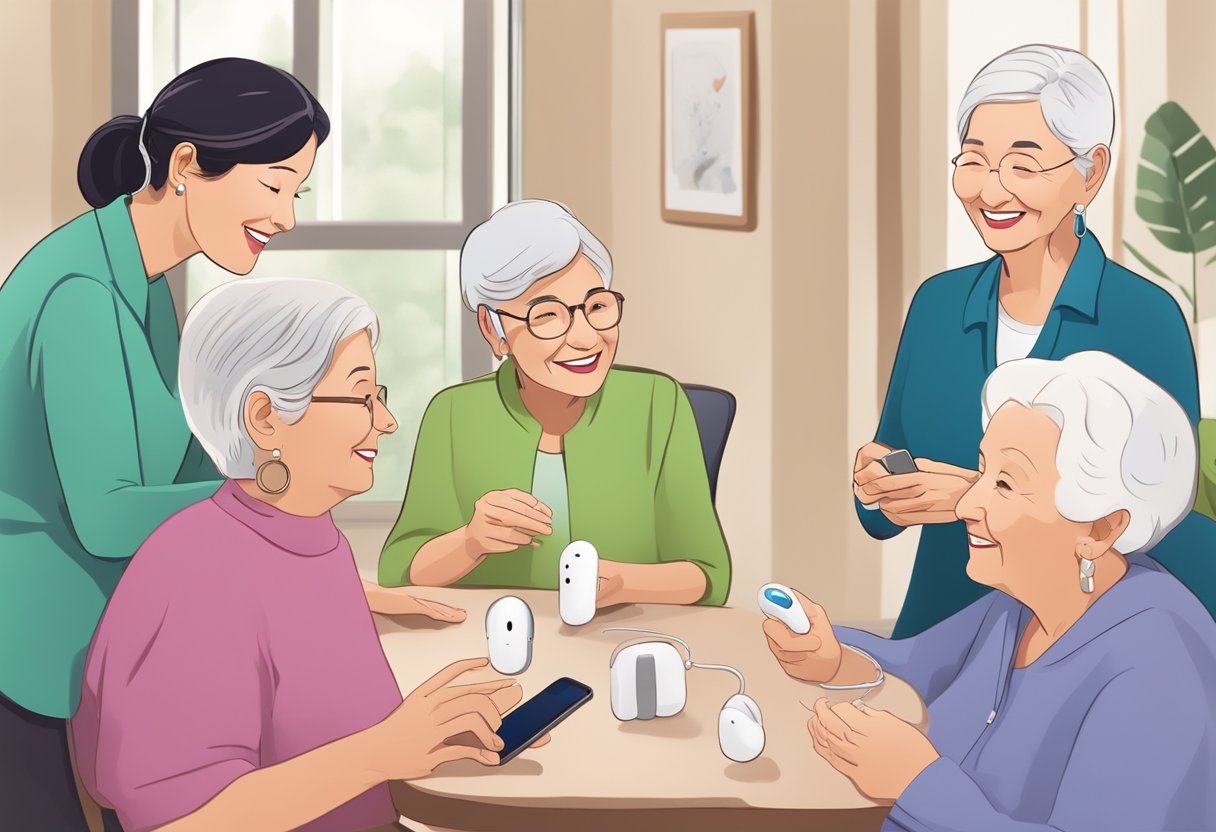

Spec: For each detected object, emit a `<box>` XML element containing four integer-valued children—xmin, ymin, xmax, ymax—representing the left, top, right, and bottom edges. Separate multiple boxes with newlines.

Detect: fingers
<box><xmin>488</xmin><ymin>682</ymin><xmax>525</xmax><ymax>715</ymax></box>
<box><xmin>528</xmin><ymin>733</ymin><xmax>552</xmax><ymax>748</ymax></box>
<box><xmin>766</xmin><ymin>634</ymin><xmax>811</xmax><ymax>664</ymax></box>
<box><xmin>860</xmin><ymin>472</ymin><xmax>926</xmax><ymax>496</ymax></box>
<box><xmin>434</xmin><ymin>679</ymin><xmax>516</xmax><ymax>705</ymax></box>
<box><xmin>853</xmin><ymin>441</ymin><xmax>892</xmax><ymax>472</ymax></box>
<box><xmin>433</xmin><ymin>693</ymin><xmax>504</xmax><ymax>733</ymax></box>
<box><xmin>852</xmin><ymin>460</ymin><xmax>889</xmax><ymax>488</ymax></box>
<box><xmin>494</xmin><ymin>490</ymin><xmax>554</xmax><ymax>519</ymax></box>
<box><xmin>881</xmin><ymin>508</ymin><xmax>959</xmax><ymax>526</ymax></box>
<box><xmin>812</xmin><ymin>698</ymin><xmax>860</xmax><ymax>743</ymax></box>
<box><xmin>763</xmin><ymin>618</ymin><xmax>821</xmax><ymax>653</ymax></box>
<box><xmin>437</xmin><ymin>711</ymin><xmax>504</xmax><ymax>753</ymax></box>
<box><xmin>428</xmin><ymin>742</ymin><xmax>500</xmax><ymax>769</ymax></box>
<box><xmin>414</xmin><ymin>598</ymin><xmax>467</xmax><ymax>622</ymax></box>
<box><xmin>481</xmin><ymin>510</ymin><xmax>554</xmax><ymax>542</ymax></box>
<box><xmin>828</xmin><ymin>701</ymin><xmax>872</xmax><ymax>734</ymax></box>
<box><xmin>915</xmin><ymin>459</ymin><xmax>979</xmax><ymax>481</ymax></box>
<box><xmin>418</xmin><ymin>658</ymin><xmax>491</xmax><ymax>696</ymax></box>
<box><xmin>790</xmin><ymin>589</ymin><xmax>831</xmax><ymax>629</ymax></box>
<box><xmin>809</xmin><ymin>715</ymin><xmax>861</xmax><ymax>767</ymax></box>
<box><xmin>485</xmin><ymin>527</ymin><xmax>544</xmax><ymax>548</ymax></box>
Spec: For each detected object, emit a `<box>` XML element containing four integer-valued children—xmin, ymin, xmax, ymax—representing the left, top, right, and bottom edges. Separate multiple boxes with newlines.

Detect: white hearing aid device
<box><xmin>559</xmin><ymin>540</ymin><xmax>599</xmax><ymax>626</ymax></box>
<box><xmin>486</xmin><ymin>595</ymin><xmax>534</xmax><ymax>675</ymax></box>
<box><xmin>758</xmin><ymin>582</ymin><xmax>811</xmax><ymax>634</ymax></box>
<box><xmin>605</xmin><ymin>627</ymin><xmax>765</xmax><ymax>762</ymax></box>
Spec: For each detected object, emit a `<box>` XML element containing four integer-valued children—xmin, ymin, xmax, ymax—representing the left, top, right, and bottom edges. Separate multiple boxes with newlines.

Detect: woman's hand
<box><xmin>855</xmin><ymin>457</ymin><xmax>978</xmax><ymax>527</ymax></box>
<box><xmin>762</xmin><ymin>589</ymin><xmax>844</xmax><ymax>683</ymax></box>
<box><xmin>595</xmin><ymin>560</ymin><xmax>627</xmax><ymax>609</ymax></box>
<box><xmin>365</xmin><ymin>658</ymin><xmax>548</xmax><ymax>780</ymax></box>
<box><xmin>808</xmin><ymin>698</ymin><xmax>939</xmax><ymax>802</ymax></box>
<box><xmin>363</xmin><ymin>582</ymin><xmax>467</xmax><ymax>622</ymax></box>
<box><xmin>464</xmin><ymin>490</ymin><xmax>554</xmax><ymax>556</ymax></box>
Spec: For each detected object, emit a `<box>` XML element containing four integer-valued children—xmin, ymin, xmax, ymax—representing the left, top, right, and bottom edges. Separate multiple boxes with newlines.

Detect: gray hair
<box><xmin>957</xmin><ymin>44</ymin><xmax>1114</xmax><ymax>176</ymax></box>
<box><xmin>981</xmin><ymin>352</ymin><xmax>1197</xmax><ymax>555</ymax></box>
<box><xmin>178</xmin><ymin>278</ymin><xmax>380</xmax><ymax>478</ymax></box>
<box><xmin>460</xmin><ymin>199</ymin><xmax>613</xmax><ymax>338</ymax></box>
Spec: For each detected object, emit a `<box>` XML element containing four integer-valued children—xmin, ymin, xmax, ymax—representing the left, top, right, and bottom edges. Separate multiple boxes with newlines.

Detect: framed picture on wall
<box><xmin>661</xmin><ymin>11</ymin><xmax>754</xmax><ymax>228</ymax></box>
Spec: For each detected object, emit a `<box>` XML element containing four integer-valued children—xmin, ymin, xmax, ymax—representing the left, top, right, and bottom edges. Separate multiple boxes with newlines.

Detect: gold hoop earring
<box><xmin>256</xmin><ymin>448</ymin><xmax>290</xmax><ymax>494</ymax></box>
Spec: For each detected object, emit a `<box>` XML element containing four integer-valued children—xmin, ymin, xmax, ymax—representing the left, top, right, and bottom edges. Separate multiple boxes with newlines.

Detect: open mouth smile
<box><xmin>980</xmin><ymin>209</ymin><xmax>1025</xmax><ymax>229</ymax></box>
<box><xmin>245</xmin><ymin>226</ymin><xmax>273</xmax><ymax>254</ymax></box>
<box><xmin>354</xmin><ymin>448</ymin><xmax>377</xmax><ymax>462</ymax></box>
<box><xmin>554</xmin><ymin>353</ymin><xmax>601</xmax><ymax>374</ymax></box>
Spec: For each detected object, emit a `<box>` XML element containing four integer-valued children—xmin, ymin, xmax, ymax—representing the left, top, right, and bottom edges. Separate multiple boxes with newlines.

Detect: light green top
<box><xmin>0</xmin><ymin>196</ymin><xmax>222</xmax><ymax>718</ymax></box>
<box><xmin>528</xmin><ymin>450</ymin><xmax>572</xmax><ymax>584</ymax></box>
<box><xmin>379</xmin><ymin>358</ymin><xmax>731</xmax><ymax>604</ymax></box>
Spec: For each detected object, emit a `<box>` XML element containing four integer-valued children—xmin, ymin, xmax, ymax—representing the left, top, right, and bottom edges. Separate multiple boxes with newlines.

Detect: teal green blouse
<box><xmin>0</xmin><ymin>197</ymin><xmax>222</xmax><ymax>718</ymax></box>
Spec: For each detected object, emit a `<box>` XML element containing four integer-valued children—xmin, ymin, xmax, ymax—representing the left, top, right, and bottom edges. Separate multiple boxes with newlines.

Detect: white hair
<box><xmin>460</xmin><ymin>199</ymin><xmax>613</xmax><ymax>338</ymax></box>
<box><xmin>957</xmin><ymin>44</ymin><xmax>1114</xmax><ymax>176</ymax></box>
<box><xmin>981</xmin><ymin>352</ymin><xmax>1197</xmax><ymax>554</ymax></box>
<box><xmin>178</xmin><ymin>278</ymin><xmax>380</xmax><ymax>478</ymax></box>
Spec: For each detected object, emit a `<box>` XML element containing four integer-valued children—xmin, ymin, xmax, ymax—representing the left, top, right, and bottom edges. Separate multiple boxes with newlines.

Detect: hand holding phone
<box><xmin>878</xmin><ymin>449</ymin><xmax>919</xmax><ymax>475</ymax></box>
<box><xmin>496</xmin><ymin>677</ymin><xmax>592</xmax><ymax>765</ymax></box>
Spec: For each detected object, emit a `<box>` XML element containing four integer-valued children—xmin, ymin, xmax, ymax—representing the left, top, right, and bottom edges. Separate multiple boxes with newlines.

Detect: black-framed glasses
<box><xmin>311</xmin><ymin>384</ymin><xmax>389</xmax><ymax>415</ymax></box>
<box><xmin>490</xmin><ymin>289</ymin><xmax>625</xmax><ymax>340</ymax></box>
<box><xmin>950</xmin><ymin>150</ymin><xmax>1080</xmax><ymax>197</ymax></box>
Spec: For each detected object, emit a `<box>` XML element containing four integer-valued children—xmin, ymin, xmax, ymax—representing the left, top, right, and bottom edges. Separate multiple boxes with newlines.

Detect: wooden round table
<box><xmin>377</xmin><ymin>588</ymin><xmax>926</xmax><ymax>832</ymax></box>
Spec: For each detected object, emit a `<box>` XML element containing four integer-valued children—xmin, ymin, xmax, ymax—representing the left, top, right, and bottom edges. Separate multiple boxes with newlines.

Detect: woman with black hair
<box><xmin>0</xmin><ymin>57</ymin><xmax>442</xmax><ymax>830</ymax></box>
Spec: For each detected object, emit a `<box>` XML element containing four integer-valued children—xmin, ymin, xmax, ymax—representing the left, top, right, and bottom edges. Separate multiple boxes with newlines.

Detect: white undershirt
<box><xmin>996</xmin><ymin>304</ymin><xmax>1043</xmax><ymax>365</ymax></box>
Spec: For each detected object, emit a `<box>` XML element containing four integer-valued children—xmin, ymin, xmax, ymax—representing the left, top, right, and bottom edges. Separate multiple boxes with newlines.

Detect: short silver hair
<box><xmin>957</xmin><ymin>44</ymin><xmax>1114</xmax><ymax>176</ymax></box>
<box><xmin>981</xmin><ymin>351</ymin><xmax>1197</xmax><ymax>554</ymax></box>
<box><xmin>178</xmin><ymin>278</ymin><xmax>380</xmax><ymax>478</ymax></box>
<box><xmin>460</xmin><ymin>199</ymin><xmax>613</xmax><ymax>338</ymax></box>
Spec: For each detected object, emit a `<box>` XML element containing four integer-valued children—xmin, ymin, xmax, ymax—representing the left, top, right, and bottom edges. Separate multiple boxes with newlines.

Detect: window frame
<box><xmin>110</xmin><ymin>0</ymin><xmax>515</xmax><ymax>519</ymax></box>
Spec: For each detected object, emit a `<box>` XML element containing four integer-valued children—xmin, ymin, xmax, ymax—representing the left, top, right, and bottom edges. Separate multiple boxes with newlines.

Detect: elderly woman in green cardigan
<box><xmin>379</xmin><ymin>199</ymin><xmax>731</xmax><ymax>606</ymax></box>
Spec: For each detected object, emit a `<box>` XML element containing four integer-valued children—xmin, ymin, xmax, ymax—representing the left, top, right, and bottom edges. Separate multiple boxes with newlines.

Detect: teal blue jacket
<box><xmin>862</xmin><ymin>233</ymin><xmax>1216</xmax><ymax>636</ymax></box>
<box><xmin>0</xmin><ymin>197</ymin><xmax>222</xmax><ymax>718</ymax></box>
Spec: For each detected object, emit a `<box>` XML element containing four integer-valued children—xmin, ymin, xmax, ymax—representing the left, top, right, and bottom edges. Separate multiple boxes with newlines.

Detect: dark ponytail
<box><xmin>77</xmin><ymin>58</ymin><xmax>330</xmax><ymax>208</ymax></box>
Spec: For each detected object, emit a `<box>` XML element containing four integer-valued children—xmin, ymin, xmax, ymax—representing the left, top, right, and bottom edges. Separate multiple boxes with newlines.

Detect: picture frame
<box><xmin>660</xmin><ymin>11</ymin><xmax>755</xmax><ymax>228</ymax></box>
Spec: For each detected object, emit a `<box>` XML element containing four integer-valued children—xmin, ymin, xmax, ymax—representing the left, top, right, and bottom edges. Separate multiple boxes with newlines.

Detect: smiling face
<box><xmin>180</xmin><ymin>134</ymin><xmax>318</xmax><ymax>275</ymax></box>
<box><xmin>954</xmin><ymin>403</ymin><xmax>1093</xmax><ymax>597</ymax></box>
<box><xmin>264</xmin><ymin>329</ymin><xmax>398</xmax><ymax>502</ymax></box>
<box><xmin>485</xmin><ymin>253</ymin><xmax>619</xmax><ymax>398</ymax></box>
<box><xmin>953</xmin><ymin>101</ymin><xmax>1107</xmax><ymax>253</ymax></box>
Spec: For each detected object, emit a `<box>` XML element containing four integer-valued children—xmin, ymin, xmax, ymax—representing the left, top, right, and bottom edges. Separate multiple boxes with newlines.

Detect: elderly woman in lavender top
<box><xmin>72</xmin><ymin>279</ymin><xmax>549</xmax><ymax>832</ymax></box>
<box><xmin>766</xmin><ymin>351</ymin><xmax>1216</xmax><ymax>832</ymax></box>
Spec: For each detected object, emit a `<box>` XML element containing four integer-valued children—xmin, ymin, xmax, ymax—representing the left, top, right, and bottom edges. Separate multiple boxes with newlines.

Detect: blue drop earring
<box><xmin>1073</xmin><ymin>203</ymin><xmax>1087</xmax><ymax>239</ymax></box>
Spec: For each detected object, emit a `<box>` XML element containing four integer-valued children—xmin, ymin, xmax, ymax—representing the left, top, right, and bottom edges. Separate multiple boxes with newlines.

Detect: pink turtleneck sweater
<box><xmin>72</xmin><ymin>480</ymin><xmax>403</xmax><ymax>832</ymax></box>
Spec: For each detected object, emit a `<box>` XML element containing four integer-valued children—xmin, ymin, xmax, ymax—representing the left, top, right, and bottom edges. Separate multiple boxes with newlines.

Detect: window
<box><xmin>113</xmin><ymin>0</ymin><xmax>509</xmax><ymax>507</ymax></box>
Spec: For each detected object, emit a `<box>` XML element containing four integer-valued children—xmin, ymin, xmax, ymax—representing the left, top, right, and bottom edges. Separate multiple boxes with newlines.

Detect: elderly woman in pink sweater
<box><xmin>72</xmin><ymin>278</ymin><xmax>549</xmax><ymax>832</ymax></box>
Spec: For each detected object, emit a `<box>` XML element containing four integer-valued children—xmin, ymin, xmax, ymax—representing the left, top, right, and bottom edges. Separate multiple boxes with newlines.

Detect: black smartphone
<box><xmin>879</xmin><ymin>449</ymin><xmax>919</xmax><ymax>475</ymax></box>
<box><xmin>496</xmin><ymin>677</ymin><xmax>592</xmax><ymax>765</ymax></box>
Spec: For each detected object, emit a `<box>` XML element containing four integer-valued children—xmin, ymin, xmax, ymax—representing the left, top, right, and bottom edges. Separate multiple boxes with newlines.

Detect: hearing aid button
<box><xmin>764</xmin><ymin>588</ymin><xmax>793</xmax><ymax>609</ymax></box>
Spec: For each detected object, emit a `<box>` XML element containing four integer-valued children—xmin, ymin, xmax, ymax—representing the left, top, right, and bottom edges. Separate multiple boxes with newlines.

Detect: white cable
<box><xmin>818</xmin><ymin>645</ymin><xmax>885</xmax><ymax>690</ymax></box>
<box><xmin>135</xmin><ymin>111</ymin><xmax>152</xmax><ymax>195</ymax></box>
<box><xmin>689</xmin><ymin>661</ymin><xmax>746</xmax><ymax>695</ymax></box>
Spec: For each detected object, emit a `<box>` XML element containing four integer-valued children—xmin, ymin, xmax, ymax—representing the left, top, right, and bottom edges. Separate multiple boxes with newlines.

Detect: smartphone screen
<box><xmin>497</xmin><ymin>677</ymin><xmax>592</xmax><ymax>765</ymax></box>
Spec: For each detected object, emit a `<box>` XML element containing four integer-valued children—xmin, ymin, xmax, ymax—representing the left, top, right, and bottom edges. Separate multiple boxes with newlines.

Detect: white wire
<box><xmin>135</xmin><ymin>111</ymin><xmax>152</xmax><ymax>195</ymax></box>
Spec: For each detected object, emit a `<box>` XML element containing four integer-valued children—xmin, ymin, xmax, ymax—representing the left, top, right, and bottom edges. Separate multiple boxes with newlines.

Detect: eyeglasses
<box><xmin>950</xmin><ymin>150</ymin><xmax>1079</xmax><ymax>198</ymax></box>
<box><xmin>491</xmin><ymin>289</ymin><xmax>625</xmax><ymax>340</ymax></box>
<box><xmin>311</xmin><ymin>384</ymin><xmax>389</xmax><ymax>417</ymax></box>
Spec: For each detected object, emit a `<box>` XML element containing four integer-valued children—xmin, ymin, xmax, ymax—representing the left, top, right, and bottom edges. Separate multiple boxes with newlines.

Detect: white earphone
<box><xmin>605</xmin><ymin>627</ymin><xmax>765</xmax><ymax>763</ymax></box>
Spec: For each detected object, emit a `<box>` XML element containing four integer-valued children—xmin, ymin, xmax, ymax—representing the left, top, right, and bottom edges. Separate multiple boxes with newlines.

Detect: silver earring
<box><xmin>175</xmin><ymin>182</ymin><xmax>186</xmax><ymax>196</ymax></box>
<box><xmin>1073</xmin><ymin>203</ymin><xmax>1087</xmax><ymax>238</ymax></box>
<box><xmin>1079</xmin><ymin>557</ymin><xmax>1095</xmax><ymax>594</ymax></box>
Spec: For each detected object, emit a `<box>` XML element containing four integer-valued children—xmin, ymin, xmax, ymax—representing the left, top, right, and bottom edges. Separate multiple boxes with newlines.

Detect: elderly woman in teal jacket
<box><xmin>853</xmin><ymin>44</ymin><xmax>1216</xmax><ymax>637</ymax></box>
<box><xmin>380</xmin><ymin>199</ymin><xmax>731</xmax><ymax>606</ymax></box>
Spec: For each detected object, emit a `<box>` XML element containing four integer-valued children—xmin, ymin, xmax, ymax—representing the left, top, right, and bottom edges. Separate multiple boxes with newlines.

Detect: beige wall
<box><xmin>0</xmin><ymin>0</ymin><xmax>109</xmax><ymax>282</ymax></box>
<box><xmin>523</xmin><ymin>0</ymin><xmax>888</xmax><ymax>619</ymax></box>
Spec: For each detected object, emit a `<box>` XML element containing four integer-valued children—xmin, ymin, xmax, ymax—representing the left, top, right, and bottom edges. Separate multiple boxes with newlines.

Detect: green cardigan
<box><xmin>0</xmin><ymin>197</ymin><xmax>222</xmax><ymax>718</ymax></box>
<box><xmin>379</xmin><ymin>359</ymin><xmax>731</xmax><ymax>604</ymax></box>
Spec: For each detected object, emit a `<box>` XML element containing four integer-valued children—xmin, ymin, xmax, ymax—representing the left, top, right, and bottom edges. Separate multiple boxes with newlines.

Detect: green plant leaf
<box><xmin>1134</xmin><ymin>102</ymin><xmax>1216</xmax><ymax>254</ymax></box>
<box><xmin>1206</xmin><ymin>250</ymin><xmax>1216</xmax><ymax>266</ymax></box>
<box><xmin>1123</xmin><ymin>240</ymin><xmax>1194</xmax><ymax>306</ymax></box>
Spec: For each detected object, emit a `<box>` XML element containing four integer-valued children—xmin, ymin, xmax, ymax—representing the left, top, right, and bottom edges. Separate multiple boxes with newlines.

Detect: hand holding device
<box><xmin>559</xmin><ymin>540</ymin><xmax>599</xmax><ymax>626</ymax></box>
<box><xmin>465</xmin><ymin>489</ymin><xmax>553</xmax><ymax>555</ymax></box>
<box><xmin>370</xmin><ymin>657</ymin><xmax>520</xmax><ymax>779</ymax></box>
<box><xmin>496</xmin><ymin>677</ymin><xmax>592</xmax><ymax>765</ymax></box>
<box><xmin>878</xmin><ymin>449</ymin><xmax>918</xmax><ymax>475</ymax></box>
<box><xmin>758</xmin><ymin>583</ymin><xmax>810</xmax><ymax>634</ymax></box>
<box><xmin>486</xmin><ymin>596</ymin><xmax>534</xmax><ymax>675</ymax></box>
<box><xmin>762</xmin><ymin>588</ymin><xmax>844</xmax><ymax>684</ymax></box>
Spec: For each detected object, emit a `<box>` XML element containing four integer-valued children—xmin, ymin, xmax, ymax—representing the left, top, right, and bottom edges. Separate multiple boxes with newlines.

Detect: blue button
<box><xmin>764</xmin><ymin>588</ymin><xmax>793</xmax><ymax>609</ymax></box>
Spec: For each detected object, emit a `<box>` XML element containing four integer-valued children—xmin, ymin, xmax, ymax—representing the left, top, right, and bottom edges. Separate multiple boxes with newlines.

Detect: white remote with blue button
<box><xmin>758</xmin><ymin>583</ymin><xmax>811</xmax><ymax>634</ymax></box>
